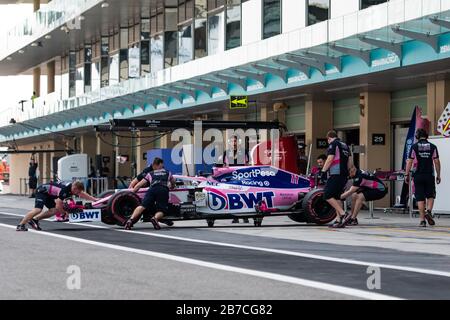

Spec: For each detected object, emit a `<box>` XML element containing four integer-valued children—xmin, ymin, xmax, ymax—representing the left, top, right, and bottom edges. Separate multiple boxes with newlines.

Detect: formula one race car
<box><xmin>64</xmin><ymin>165</ymin><xmax>336</xmax><ymax>228</ymax></box>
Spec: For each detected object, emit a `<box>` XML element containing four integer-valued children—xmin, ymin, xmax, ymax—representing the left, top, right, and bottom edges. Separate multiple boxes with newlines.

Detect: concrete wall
<box><xmin>282</xmin><ymin>0</ymin><xmax>307</xmax><ymax>33</ymax></box>
<box><xmin>242</xmin><ymin>0</ymin><xmax>262</xmax><ymax>45</ymax></box>
<box><xmin>359</xmin><ymin>91</ymin><xmax>391</xmax><ymax>207</ymax></box>
<box><xmin>305</xmin><ymin>99</ymin><xmax>333</xmax><ymax>162</ymax></box>
<box><xmin>331</xmin><ymin>0</ymin><xmax>360</xmax><ymax>18</ymax></box>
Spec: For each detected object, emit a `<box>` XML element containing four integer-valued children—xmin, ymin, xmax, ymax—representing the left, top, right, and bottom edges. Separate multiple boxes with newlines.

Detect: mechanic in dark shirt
<box><xmin>28</xmin><ymin>158</ymin><xmax>38</xmax><ymax>198</ymax></box>
<box><xmin>128</xmin><ymin>164</ymin><xmax>154</xmax><ymax>189</ymax></box>
<box><xmin>319</xmin><ymin>130</ymin><xmax>353</xmax><ymax>228</ymax></box>
<box><xmin>222</xmin><ymin>135</ymin><xmax>250</xmax><ymax>224</ymax></box>
<box><xmin>222</xmin><ymin>135</ymin><xmax>250</xmax><ymax>167</ymax></box>
<box><xmin>340</xmin><ymin>167</ymin><xmax>388</xmax><ymax>226</ymax></box>
<box><xmin>125</xmin><ymin>157</ymin><xmax>176</xmax><ymax>230</ymax></box>
<box><xmin>405</xmin><ymin>129</ymin><xmax>441</xmax><ymax>227</ymax></box>
<box><xmin>17</xmin><ymin>180</ymin><xmax>98</xmax><ymax>232</ymax></box>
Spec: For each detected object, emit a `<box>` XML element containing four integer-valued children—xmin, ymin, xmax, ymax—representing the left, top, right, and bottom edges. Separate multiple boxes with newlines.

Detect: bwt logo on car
<box><xmin>232</xmin><ymin>169</ymin><xmax>276</xmax><ymax>180</ymax></box>
<box><xmin>208</xmin><ymin>192</ymin><xmax>275</xmax><ymax>211</ymax></box>
<box><xmin>71</xmin><ymin>211</ymin><xmax>100</xmax><ymax>220</ymax></box>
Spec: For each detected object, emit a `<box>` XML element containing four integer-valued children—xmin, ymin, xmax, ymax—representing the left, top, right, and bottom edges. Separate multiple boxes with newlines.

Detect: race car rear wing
<box><xmin>95</xmin><ymin>119</ymin><xmax>284</xmax><ymax>132</ymax></box>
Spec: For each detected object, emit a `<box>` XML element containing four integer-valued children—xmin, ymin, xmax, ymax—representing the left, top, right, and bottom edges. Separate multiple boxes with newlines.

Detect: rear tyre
<box><xmin>302</xmin><ymin>189</ymin><xmax>336</xmax><ymax>225</ymax></box>
<box><xmin>107</xmin><ymin>191</ymin><xmax>141</xmax><ymax>226</ymax></box>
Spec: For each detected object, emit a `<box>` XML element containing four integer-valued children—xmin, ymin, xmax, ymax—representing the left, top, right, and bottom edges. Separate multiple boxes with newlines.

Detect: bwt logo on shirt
<box><xmin>69</xmin><ymin>210</ymin><xmax>102</xmax><ymax>223</ymax></box>
<box><xmin>232</xmin><ymin>169</ymin><xmax>276</xmax><ymax>180</ymax></box>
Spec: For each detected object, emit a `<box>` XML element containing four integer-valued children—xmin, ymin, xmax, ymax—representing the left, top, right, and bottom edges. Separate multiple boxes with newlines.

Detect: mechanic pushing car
<box><xmin>319</xmin><ymin>130</ymin><xmax>353</xmax><ymax>228</ymax></box>
<box><xmin>128</xmin><ymin>163</ymin><xmax>154</xmax><ymax>189</ymax></box>
<box><xmin>405</xmin><ymin>128</ymin><xmax>441</xmax><ymax>227</ymax></box>
<box><xmin>125</xmin><ymin>157</ymin><xmax>176</xmax><ymax>230</ymax></box>
<box><xmin>16</xmin><ymin>180</ymin><xmax>98</xmax><ymax>232</ymax></box>
<box><xmin>340</xmin><ymin>166</ymin><xmax>388</xmax><ymax>226</ymax></box>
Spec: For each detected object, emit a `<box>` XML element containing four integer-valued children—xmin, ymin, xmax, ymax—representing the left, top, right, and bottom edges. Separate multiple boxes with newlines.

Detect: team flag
<box><xmin>437</xmin><ymin>102</ymin><xmax>450</xmax><ymax>137</ymax></box>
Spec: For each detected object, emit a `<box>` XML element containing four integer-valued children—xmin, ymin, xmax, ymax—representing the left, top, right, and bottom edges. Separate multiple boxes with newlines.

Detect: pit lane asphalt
<box><xmin>1</xmin><ymin>201</ymin><xmax>450</xmax><ymax>300</ymax></box>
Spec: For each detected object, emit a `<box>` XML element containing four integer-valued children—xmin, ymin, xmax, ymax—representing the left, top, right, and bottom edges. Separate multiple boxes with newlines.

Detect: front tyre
<box><xmin>107</xmin><ymin>191</ymin><xmax>141</xmax><ymax>226</ymax></box>
<box><xmin>302</xmin><ymin>189</ymin><xmax>336</xmax><ymax>225</ymax></box>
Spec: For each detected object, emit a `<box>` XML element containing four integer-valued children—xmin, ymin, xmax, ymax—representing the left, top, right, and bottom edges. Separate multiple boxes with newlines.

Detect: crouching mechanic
<box><xmin>340</xmin><ymin>167</ymin><xmax>388</xmax><ymax>226</ymax></box>
<box><xmin>125</xmin><ymin>158</ymin><xmax>176</xmax><ymax>230</ymax></box>
<box><xmin>17</xmin><ymin>181</ymin><xmax>98</xmax><ymax>232</ymax></box>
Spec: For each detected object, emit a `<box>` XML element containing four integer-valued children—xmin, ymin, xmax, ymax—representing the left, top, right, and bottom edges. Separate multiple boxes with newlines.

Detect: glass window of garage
<box><xmin>226</xmin><ymin>0</ymin><xmax>241</xmax><ymax>50</ymax></box>
<box><xmin>360</xmin><ymin>0</ymin><xmax>388</xmax><ymax>10</ymax></box>
<box><xmin>308</xmin><ymin>0</ymin><xmax>330</xmax><ymax>26</ymax></box>
<box><xmin>263</xmin><ymin>0</ymin><xmax>281</xmax><ymax>40</ymax></box>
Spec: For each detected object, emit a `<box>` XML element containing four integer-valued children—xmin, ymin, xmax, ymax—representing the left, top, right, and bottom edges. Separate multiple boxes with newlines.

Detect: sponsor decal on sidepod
<box><xmin>208</xmin><ymin>191</ymin><xmax>275</xmax><ymax>211</ymax></box>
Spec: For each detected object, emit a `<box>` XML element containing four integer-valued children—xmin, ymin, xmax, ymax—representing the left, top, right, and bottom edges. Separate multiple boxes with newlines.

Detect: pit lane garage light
<box><xmin>44</xmin><ymin>35</ymin><xmax>52</xmax><ymax>40</ymax></box>
<box><xmin>101</xmin><ymin>1</ymin><xmax>109</xmax><ymax>8</ymax></box>
<box><xmin>18</xmin><ymin>50</ymin><xmax>24</xmax><ymax>54</ymax></box>
<box><xmin>6</xmin><ymin>57</ymin><xmax>12</xmax><ymax>61</ymax></box>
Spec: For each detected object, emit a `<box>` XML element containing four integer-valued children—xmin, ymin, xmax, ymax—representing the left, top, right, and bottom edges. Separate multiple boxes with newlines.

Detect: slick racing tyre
<box><xmin>302</xmin><ymin>188</ymin><xmax>336</xmax><ymax>225</ymax></box>
<box><xmin>107</xmin><ymin>191</ymin><xmax>141</xmax><ymax>226</ymax></box>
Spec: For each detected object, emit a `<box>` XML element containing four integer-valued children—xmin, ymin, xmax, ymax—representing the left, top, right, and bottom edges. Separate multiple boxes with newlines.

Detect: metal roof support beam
<box><xmin>252</xmin><ymin>63</ymin><xmax>288</xmax><ymax>82</ymax></box>
<box><xmin>303</xmin><ymin>51</ymin><xmax>341</xmax><ymax>72</ymax></box>
<box><xmin>429</xmin><ymin>16</ymin><xmax>450</xmax><ymax>30</ymax></box>
<box><xmin>167</xmin><ymin>86</ymin><xmax>196</xmax><ymax>99</ymax></box>
<box><xmin>214</xmin><ymin>73</ymin><xmax>247</xmax><ymax>90</ymax></box>
<box><xmin>183</xmin><ymin>81</ymin><xmax>213</xmax><ymax>96</ymax></box>
<box><xmin>391</xmin><ymin>26</ymin><xmax>440</xmax><ymax>53</ymax></box>
<box><xmin>198</xmin><ymin>78</ymin><xmax>229</xmax><ymax>93</ymax></box>
<box><xmin>270</xmin><ymin>59</ymin><xmax>309</xmax><ymax>78</ymax></box>
<box><xmin>329</xmin><ymin>43</ymin><xmax>371</xmax><ymax>66</ymax></box>
<box><xmin>231</xmin><ymin>69</ymin><xmax>266</xmax><ymax>86</ymax></box>
<box><xmin>285</xmin><ymin>54</ymin><xmax>326</xmax><ymax>75</ymax></box>
<box><xmin>358</xmin><ymin>35</ymin><xmax>403</xmax><ymax>58</ymax></box>
<box><xmin>151</xmin><ymin>88</ymin><xmax>182</xmax><ymax>102</ymax></box>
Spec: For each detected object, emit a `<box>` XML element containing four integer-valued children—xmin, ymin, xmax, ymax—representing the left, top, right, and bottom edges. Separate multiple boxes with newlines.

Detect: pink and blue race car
<box><xmin>65</xmin><ymin>165</ymin><xmax>336</xmax><ymax>228</ymax></box>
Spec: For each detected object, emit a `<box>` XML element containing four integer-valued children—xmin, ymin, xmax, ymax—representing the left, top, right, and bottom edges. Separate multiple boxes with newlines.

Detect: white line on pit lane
<box><xmin>0</xmin><ymin>222</ymin><xmax>400</xmax><ymax>300</ymax></box>
<box><xmin>2</xmin><ymin>211</ymin><xmax>450</xmax><ymax>279</ymax></box>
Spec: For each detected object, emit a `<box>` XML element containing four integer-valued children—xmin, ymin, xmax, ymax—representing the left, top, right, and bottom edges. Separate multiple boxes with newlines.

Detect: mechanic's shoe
<box><xmin>329</xmin><ymin>219</ymin><xmax>345</xmax><ymax>228</ymax></box>
<box><xmin>347</xmin><ymin>218</ymin><xmax>359</xmax><ymax>226</ymax></box>
<box><xmin>243</xmin><ymin>218</ymin><xmax>250</xmax><ymax>224</ymax></box>
<box><xmin>232</xmin><ymin>218</ymin><xmax>239</xmax><ymax>224</ymax></box>
<box><xmin>124</xmin><ymin>219</ymin><xmax>134</xmax><ymax>230</ymax></box>
<box><xmin>419</xmin><ymin>220</ymin><xmax>427</xmax><ymax>227</ymax></box>
<box><xmin>28</xmin><ymin>219</ymin><xmax>42</xmax><ymax>231</ymax></box>
<box><xmin>150</xmin><ymin>218</ymin><xmax>161</xmax><ymax>230</ymax></box>
<box><xmin>16</xmin><ymin>224</ymin><xmax>28</xmax><ymax>232</ymax></box>
<box><xmin>160</xmin><ymin>219</ymin><xmax>174</xmax><ymax>227</ymax></box>
<box><xmin>342</xmin><ymin>212</ymin><xmax>352</xmax><ymax>225</ymax></box>
<box><xmin>425</xmin><ymin>211</ymin><xmax>435</xmax><ymax>226</ymax></box>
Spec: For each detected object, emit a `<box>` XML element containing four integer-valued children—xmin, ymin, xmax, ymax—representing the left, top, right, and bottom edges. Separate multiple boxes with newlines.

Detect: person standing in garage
<box><xmin>405</xmin><ymin>129</ymin><xmax>441</xmax><ymax>227</ymax></box>
<box><xmin>28</xmin><ymin>156</ymin><xmax>38</xmax><ymax>198</ymax></box>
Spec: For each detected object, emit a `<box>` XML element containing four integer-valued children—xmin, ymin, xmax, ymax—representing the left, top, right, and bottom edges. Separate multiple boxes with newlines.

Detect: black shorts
<box><xmin>413</xmin><ymin>174</ymin><xmax>436</xmax><ymax>202</ymax></box>
<box><xmin>141</xmin><ymin>185</ymin><xmax>170</xmax><ymax>214</ymax></box>
<box><xmin>34</xmin><ymin>192</ymin><xmax>56</xmax><ymax>210</ymax></box>
<box><xmin>357</xmin><ymin>188</ymin><xmax>388</xmax><ymax>201</ymax></box>
<box><xmin>29</xmin><ymin>177</ymin><xmax>38</xmax><ymax>189</ymax></box>
<box><xmin>324</xmin><ymin>175</ymin><xmax>348</xmax><ymax>200</ymax></box>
